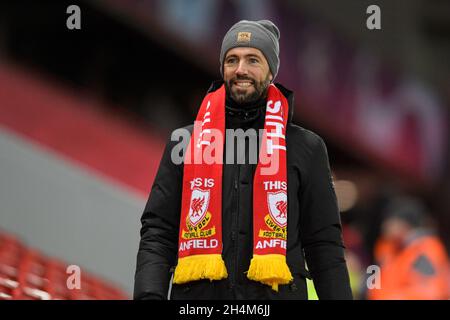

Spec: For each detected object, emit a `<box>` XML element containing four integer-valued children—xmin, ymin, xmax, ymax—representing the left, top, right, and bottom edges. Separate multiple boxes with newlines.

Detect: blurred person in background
<box><xmin>367</xmin><ymin>196</ymin><xmax>450</xmax><ymax>300</ymax></box>
<box><xmin>134</xmin><ymin>19</ymin><xmax>352</xmax><ymax>300</ymax></box>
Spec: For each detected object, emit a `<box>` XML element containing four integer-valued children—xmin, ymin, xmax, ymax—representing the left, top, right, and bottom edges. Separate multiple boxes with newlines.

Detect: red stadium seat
<box><xmin>0</xmin><ymin>232</ymin><xmax>128</xmax><ymax>300</ymax></box>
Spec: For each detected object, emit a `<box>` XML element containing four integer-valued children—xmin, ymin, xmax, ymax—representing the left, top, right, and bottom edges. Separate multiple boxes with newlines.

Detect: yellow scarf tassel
<box><xmin>247</xmin><ymin>254</ymin><xmax>293</xmax><ymax>291</ymax></box>
<box><xmin>173</xmin><ymin>254</ymin><xmax>228</xmax><ymax>284</ymax></box>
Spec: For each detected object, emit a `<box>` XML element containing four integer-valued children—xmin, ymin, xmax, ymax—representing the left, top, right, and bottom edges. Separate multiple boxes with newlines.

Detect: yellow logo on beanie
<box><xmin>237</xmin><ymin>32</ymin><xmax>251</xmax><ymax>42</ymax></box>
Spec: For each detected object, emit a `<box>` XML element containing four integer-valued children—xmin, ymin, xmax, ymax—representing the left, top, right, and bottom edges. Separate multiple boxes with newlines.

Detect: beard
<box><xmin>225</xmin><ymin>74</ymin><xmax>271</xmax><ymax>105</ymax></box>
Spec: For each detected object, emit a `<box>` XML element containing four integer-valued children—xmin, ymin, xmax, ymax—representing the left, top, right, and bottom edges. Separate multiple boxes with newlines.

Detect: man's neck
<box><xmin>225</xmin><ymin>95</ymin><xmax>266</xmax><ymax>110</ymax></box>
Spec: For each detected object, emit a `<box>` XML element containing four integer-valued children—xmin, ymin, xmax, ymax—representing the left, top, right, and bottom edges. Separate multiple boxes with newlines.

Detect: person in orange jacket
<box><xmin>367</xmin><ymin>196</ymin><xmax>450</xmax><ymax>300</ymax></box>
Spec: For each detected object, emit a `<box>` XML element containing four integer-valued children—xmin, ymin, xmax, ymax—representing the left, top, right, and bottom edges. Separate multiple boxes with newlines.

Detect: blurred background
<box><xmin>0</xmin><ymin>0</ymin><xmax>449</xmax><ymax>299</ymax></box>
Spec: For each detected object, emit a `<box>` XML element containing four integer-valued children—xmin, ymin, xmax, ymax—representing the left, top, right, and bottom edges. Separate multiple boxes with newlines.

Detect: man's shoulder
<box><xmin>167</xmin><ymin>124</ymin><xmax>194</xmax><ymax>141</ymax></box>
<box><xmin>287</xmin><ymin>123</ymin><xmax>326</xmax><ymax>150</ymax></box>
<box><xmin>173</xmin><ymin>123</ymin><xmax>194</xmax><ymax>131</ymax></box>
<box><xmin>160</xmin><ymin>124</ymin><xmax>194</xmax><ymax>151</ymax></box>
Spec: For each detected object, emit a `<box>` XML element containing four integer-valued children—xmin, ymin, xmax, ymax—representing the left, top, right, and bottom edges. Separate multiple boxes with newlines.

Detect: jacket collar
<box><xmin>207</xmin><ymin>80</ymin><xmax>295</xmax><ymax>124</ymax></box>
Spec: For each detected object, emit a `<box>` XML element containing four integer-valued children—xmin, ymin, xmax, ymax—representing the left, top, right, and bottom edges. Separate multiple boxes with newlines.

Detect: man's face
<box><xmin>381</xmin><ymin>217</ymin><xmax>411</xmax><ymax>242</ymax></box>
<box><xmin>223</xmin><ymin>47</ymin><xmax>273</xmax><ymax>105</ymax></box>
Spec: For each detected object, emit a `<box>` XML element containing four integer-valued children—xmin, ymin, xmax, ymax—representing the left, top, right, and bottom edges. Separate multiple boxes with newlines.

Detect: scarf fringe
<box><xmin>247</xmin><ymin>254</ymin><xmax>293</xmax><ymax>291</ymax></box>
<box><xmin>173</xmin><ymin>254</ymin><xmax>228</xmax><ymax>284</ymax></box>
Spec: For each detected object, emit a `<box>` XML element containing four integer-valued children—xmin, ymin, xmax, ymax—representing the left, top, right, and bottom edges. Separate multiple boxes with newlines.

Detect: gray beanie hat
<box><xmin>220</xmin><ymin>19</ymin><xmax>280</xmax><ymax>80</ymax></box>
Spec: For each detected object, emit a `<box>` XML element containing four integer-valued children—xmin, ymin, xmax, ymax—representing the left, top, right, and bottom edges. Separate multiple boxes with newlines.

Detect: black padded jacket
<box><xmin>134</xmin><ymin>81</ymin><xmax>353</xmax><ymax>300</ymax></box>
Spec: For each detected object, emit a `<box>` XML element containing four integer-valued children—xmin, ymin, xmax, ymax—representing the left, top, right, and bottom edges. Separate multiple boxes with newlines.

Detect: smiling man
<box><xmin>134</xmin><ymin>20</ymin><xmax>353</xmax><ymax>300</ymax></box>
<box><xmin>223</xmin><ymin>47</ymin><xmax>272</xmax><ymax>104</ymax></box>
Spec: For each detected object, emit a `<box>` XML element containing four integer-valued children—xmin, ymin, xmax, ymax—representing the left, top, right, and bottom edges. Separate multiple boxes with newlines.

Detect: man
<box><xmin>368</xmin><ymin>197</ymin><xmax>450</xmax><ymax>300</ymax></box>
<box><xmin>134</xmin><ymin>20</ymin><xmax>352</xmax><ymax>300</ymax></box>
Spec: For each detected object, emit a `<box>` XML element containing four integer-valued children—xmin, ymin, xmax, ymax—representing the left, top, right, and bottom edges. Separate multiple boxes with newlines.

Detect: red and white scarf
<box><xmin>173</xmin><ymin>84</ymin><xmax>292</xmax><ymax>291</ymax></box>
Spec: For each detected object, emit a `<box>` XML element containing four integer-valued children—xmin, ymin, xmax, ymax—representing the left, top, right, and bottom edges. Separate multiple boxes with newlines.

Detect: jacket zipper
<box><xmin>230</xmin><ymin>166</ymin><xmax>240</xmax><ymax>293</ymax></box>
